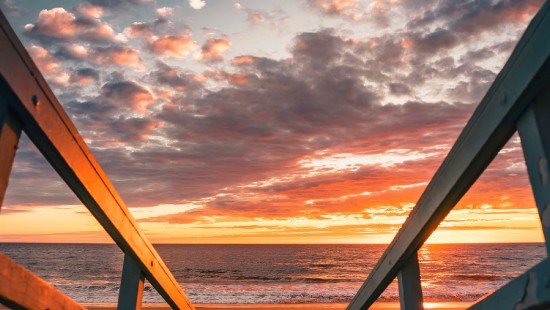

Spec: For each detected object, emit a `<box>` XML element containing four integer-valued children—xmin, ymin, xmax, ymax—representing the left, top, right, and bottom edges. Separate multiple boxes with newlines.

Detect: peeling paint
<box><xmin>514</xmin><ymin>271</ymin><xmax>539</xmax><ymax>310</ymax></box>
<box><xmin>542</xmin><ymin>204</ymin><xmax>550</xmax><ymax>228</ymax></box>
<box><xmin>539</xmin><ymin>157</ymin><xmax>548</xmax><ymax>187</ymax></box>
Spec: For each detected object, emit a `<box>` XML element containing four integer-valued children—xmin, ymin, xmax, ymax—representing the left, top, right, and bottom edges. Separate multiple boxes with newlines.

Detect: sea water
<box><xmin>0</xmin><ymin>243</ymin><xmax>545</xmax><ymax>304</ymax></box>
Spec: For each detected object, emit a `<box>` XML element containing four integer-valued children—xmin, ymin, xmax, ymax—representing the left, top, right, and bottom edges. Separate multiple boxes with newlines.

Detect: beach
<box><xmin>83</xmin><ymin>301</ymin><xmax>472</xmax><ymax>309</ymax></box>
<box><xmin>0</xmin><ymin>243</ymin><xmax>542</xmax><ymax>309</ymax></box>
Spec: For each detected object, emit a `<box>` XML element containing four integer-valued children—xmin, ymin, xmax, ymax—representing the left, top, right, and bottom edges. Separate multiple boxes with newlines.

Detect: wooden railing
<box><xmin>0</xmin><ymin>9</ymin><xmax>194</xmax><ymax>310</ymax></box>
<box><xmin>348</xmin><ymin>1</ymin><xmax>550</xmax><ymax>309</ymax></box>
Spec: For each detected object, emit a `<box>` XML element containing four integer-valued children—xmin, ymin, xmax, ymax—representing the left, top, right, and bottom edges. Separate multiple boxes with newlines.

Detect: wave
<box><xmin>452</xmin><ymin>274</ymin><xmax>505</xmax><ymax>281</ymax></box>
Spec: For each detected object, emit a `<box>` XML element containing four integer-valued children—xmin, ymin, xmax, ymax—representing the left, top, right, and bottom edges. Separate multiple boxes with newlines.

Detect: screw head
<box><xmin>32</xmin><ymin>95</ymin><xmax>40</xmax><ymax>108</ymax></box>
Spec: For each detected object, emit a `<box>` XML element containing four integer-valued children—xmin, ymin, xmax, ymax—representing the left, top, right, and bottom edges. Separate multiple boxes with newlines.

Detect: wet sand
<box><xmin>83</xmin><ymin>301</ymin><xmax>472</xmax><ymax>309</ymax></box>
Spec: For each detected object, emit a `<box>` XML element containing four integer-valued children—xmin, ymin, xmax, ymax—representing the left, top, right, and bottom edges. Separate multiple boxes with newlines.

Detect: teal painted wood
<box><xmin>398</xmin><ymin>252</ymin><xmax>423</xmax><ymax>310</ymax></box>
<box><xmin>0</xmin><ymin>9</ymin><xmax>194</xmax><ymax>310</ymax></box>
<box><xmin>0</xmin><ymin>96</ymin><xmax>20</xmax><ymax>209</ymax></box>
<box><xmin>348</xmin><ymin>1</ymin><xmax>550</xmax><ymax>309</ymax></box>
<box><xmin>468</xmin><ymin>258</ymin><xmax>550</xmax><ymax>310</ymax></box>
<box><xmin>118</xmin><ymin>254</ymin><xmax>146</xmax><ymax>310</ymax></box>
<box><xmin>517</xmin><ymin>98</ymin><xmax>550</xmax><ymax>254</ymax></box>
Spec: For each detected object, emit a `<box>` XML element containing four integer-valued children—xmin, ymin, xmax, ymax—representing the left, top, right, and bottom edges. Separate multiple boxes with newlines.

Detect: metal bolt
<box><xmin>32</xmin><ymin>95</ymin><xmax>40</xmax><ymax>108</ymax></box>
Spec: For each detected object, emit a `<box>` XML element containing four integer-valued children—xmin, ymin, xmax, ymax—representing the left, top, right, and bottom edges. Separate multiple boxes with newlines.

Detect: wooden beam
<box><xmin>118</xmin><ymin>254</ymin><xmax>145</xmax><ymax>310</ymax></box>
<box><xmin>398</xmin><ymin>252</ymin><xmax>423</xmax><ymax>310</ymax></box>
<box><xmin>0</xmin><ymin>11</ymin><xmax>194</xmax><ymax>310</ymax></box>
<box><xmin>348</xmin><ymin>1</ymin><xmax>550</xmax><ymax>309</ymax></box>
<box><xmin>517</xmin><ymin>96</ymin><xmax>550</xmax><ymax>253</ymax></box>
<box><xmin>0</xmin><ymin>252</ymin><xmax>85</xmax><ymax>309</ymax></box>
<box><xmin>0</xmin><ymin>97</ymin><xmax>21</xmax><ymax>209</ymax></box>
<box><xmin>469</xmin><ymin>258</ymin><xmax>550</xmax><ymax>310</ymax></box>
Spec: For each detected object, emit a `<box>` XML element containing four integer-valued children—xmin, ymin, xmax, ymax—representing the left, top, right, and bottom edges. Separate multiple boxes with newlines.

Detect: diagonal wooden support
<box><xmin>0</xmin><ymin>10</ymin><xmax>194</xmax><ymax>310</ymax></box>
<box><xmin>398</xmin><ymin>252</ymin><xmax>424</xmax><ymax>310</ymax></box>
<box><xmin>0</xmin><ymin>97</ymin><xmax>21</xmax><ymax>210</ymax></box>
<box><xmin>118</xmin><ymin>253</ymin><xmax>145</xmax><ymax>310</ymax></box>
<box><xmin>0</xmin><ymin>252</ymin><xmax>85</xmax><ymax>309</ymax></box>
<box><xmin>517</xmin><ymin>96</ymin><xmax>550</xmax><ymax>253</ymax></box>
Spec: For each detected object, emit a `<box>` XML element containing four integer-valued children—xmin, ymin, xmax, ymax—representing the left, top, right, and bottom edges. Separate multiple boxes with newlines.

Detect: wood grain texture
<box><xmin>0</xmin><ymin>9</ymin><xmax>194</xmax><ymax>310</ymax></box>
<box><xmin>0</xmin><ymin>252</ymin><xmax>85</xmax><ymax>310</ymax></box>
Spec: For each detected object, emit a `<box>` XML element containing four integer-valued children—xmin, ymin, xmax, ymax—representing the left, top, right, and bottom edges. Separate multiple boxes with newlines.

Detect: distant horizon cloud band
<box><xmin>0</xmin><ymin>0</ymin><xmax>546</xmax><ymax>244</ymax></box>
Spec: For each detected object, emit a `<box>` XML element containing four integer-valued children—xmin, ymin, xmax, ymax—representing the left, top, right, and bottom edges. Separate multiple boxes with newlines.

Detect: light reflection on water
<box><xmin>0</xmin><ymin>243</ymin><xmax>545</xmax><ymax>304</ymax></box>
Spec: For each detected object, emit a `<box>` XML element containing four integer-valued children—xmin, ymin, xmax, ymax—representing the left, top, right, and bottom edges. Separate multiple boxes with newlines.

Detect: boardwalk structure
<box><xmin>348</xmin><ymin>1</ymin><xmax>550</xmax><ymax>309</ymax></box>
<box><xmin>1</xmin><ymin>1</ymin><xmax>550</xmax><ymax>309</ymax></box>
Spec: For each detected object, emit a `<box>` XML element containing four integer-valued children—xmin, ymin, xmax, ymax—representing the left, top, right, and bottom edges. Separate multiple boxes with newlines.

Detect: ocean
<box><xmin>0</xmin><ymin>243</ymin><xmax>545</xmax><ymax>305</ymax></box>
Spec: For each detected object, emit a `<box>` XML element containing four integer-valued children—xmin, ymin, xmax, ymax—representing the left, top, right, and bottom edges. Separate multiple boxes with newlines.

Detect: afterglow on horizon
<box><xmin>0</xmin><ymin>0</ymin><xmax>546</xmax><ymax>244</ymax></box>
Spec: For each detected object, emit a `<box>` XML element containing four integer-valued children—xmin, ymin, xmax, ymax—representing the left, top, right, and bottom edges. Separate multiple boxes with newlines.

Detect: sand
<box><xmin>82</xmin><ymin>301</ymin><xmax>472</xmax><ymax>309</ymax></box>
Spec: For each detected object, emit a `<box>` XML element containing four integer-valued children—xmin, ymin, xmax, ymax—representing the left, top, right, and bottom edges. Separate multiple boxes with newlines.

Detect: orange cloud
<box><xmin>92</xmin><ymin>46</ymin><xmax>143</xmax><ymax>67</ymax></box>
<box><xmin>401</xmin><ymin>37</ymin><xmax>414</xmax><ymax>49</ymax></box>
<box><xmin>232</xmin><ymin>56</ymin><xmax>254</xmax><ymax>65</ymax></box>
<box><xmin>226</xmin><ymin>73</ymin><xmax>248</xmax><ymax>85</ymax></box>
<box><xmin>200</xmin><ymin>38</ymin><xmax>231</xmax><ymax>62</ymax></box>
<box><xmin>149</xmin><ymin>35</ymin><xmax>198</xmax><ymax>57</ymax></box>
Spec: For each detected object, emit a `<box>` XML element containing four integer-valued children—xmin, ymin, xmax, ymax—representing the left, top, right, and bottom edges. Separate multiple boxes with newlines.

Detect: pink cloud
<box><xmin>307</xmin><ymin>0</ymin><xmax>364</xmax><ymax>21</ymax></box>
<box><xmin>25</xmin><ymin>8</ymin><xmax>77</xmax><ymax>38</ymax></box>
<box><xmin>101</xmin><ymin>80</ymin><xmax>155</xmax><ymax>113</ymax></box>
<box><xmin>232</xmin><ymin>56</ymin><xmax>254</xmax><ymax>65</ymax></box>
<box><xmin>148</xmin><ymin>35</ymin><xmax>198</xmax><ymax>58</ymax></box>
<box><xmin>27</xmin><ymin>45</ymin><xmax>60</xmax><ymax>73</ymax></box>
<box><xmin>24</xmin><ymin>7</ymin><xmax>117</xmax><ymax>43</ymax></box>
<box><xmin>76</xmin><ymin>3</ymin><xmax>104</xmax><ymax>19</ymax></box>
<box><xmin>200</xmin><ymin>38</ymin><xmax>230</xmax><ymax>62</ymax></box>
<box><xmin>91</xmin><ymin>46</ymin><xmax>143</xmax><ymax>67</ymax></box>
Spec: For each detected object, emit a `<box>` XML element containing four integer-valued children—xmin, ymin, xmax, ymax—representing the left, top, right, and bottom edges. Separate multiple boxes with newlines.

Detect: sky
<box><xmin>0</xmin><ymin>0</ymin><xmax>546</xmax><ymax>244</ymax></box>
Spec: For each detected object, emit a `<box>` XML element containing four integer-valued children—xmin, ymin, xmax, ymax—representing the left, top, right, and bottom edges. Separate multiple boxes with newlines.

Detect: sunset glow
<box><xmin>0</xmin><ymin>0</ymin><xmax>546</xmax><ymax>244</ymax></box>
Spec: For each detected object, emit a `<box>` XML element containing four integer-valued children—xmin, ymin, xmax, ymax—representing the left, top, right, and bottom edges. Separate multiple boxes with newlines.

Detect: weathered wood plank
<box><xmin>348</xmin><ymin>1</ymin><xmax>550</xmax><ymax>309</ymax></box>
<box><xmin>398</xmin><ymin>252</ymin><xmax>423</xmax><ymax>310</ymax></box>
<box><xmin>118</xmin><ymin>254</ymin><xmax>145</xmax><ymax>310</ymax></box>
<box><xmin>0</xmin><ymin>10</ymin><xmax>194</xmax><ymax>310</ymax></box>
<box><xmin>468</xmin><ymin>258</ymin><xmax>550</xmax><ymax>310</ymax></box>
<box><xmin>0</xmin><ymin>252</ymin><xmax>85</xmax><ymax>309</ymax></box>
<box><xmin>0</xmin><ymin>97</ymin><xmax>21</xmax><ymax>209</ymax></box>
<box><xmin>518</xmin><ymin>95</ymin><xmax>550</xmax><ymax>253</ymax></box>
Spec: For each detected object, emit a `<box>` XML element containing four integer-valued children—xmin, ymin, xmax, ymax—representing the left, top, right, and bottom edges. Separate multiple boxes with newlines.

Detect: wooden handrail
<box><xmin>348</xmin><ymin>1</ymin><xmax>550</xmax><ymax>309</ymax></box>
<box><xmin>0</xmin><ymin>9</ymin><xmax>194</xmax><ymax>310</ymax></box>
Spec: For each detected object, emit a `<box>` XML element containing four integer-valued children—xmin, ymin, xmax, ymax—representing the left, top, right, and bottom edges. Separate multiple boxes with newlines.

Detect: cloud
<box><xmin>86</xmin><ymin>0</ymin><xmax>148</xmax><ymax>9</ymax></box>
<box><xmin>27</xmin><ymin>45</ymin><xmax>60</xmax><ymax>73</ymax></box>
<box><xmin>5</xmin><ymin>1</ymin><xmax>542</xmax><ymax>240</ymax></box>
<box><xmin>405</xmin><ymin>0</ymin><xmax>544</xmax><ymax>56</ymax></box>
<box><xmin>0</xmin><ymin>0</ymin><xmax>27</xmax><ymax>16</ymax></box>
<box><xmin>148</xmin><ymin>35</ymin><xmax>198</xmax><ymax>58</ymax></box>
<box><xmin>188</xmin><ymin>0</ymin><xmax>206</xmax><ymax>10</ymax></box>
<box><xmin>306</xmin><ymin>0</ymin><xmax>365</xmax><ymax>21</ymax></box>
<box><xmin>200</xmin><ymin>38</ymin><xmax>230</xmax><ymax>62</ymax></box>
<box><xmin>101</xmin><ymin>80</ymin><xmax>155</xmax><ymax>113</ymax></box>
<box><xmin>91</xmin><ymin>46</ymin><xmax>143</xmax><ymax>67</ymax></box>
<box><xmin>76</xmin><ymin>3</ymin><xmax>104</xmax><ymax>19</ymax></box>
<box><xmin>23</xmin><ymin>8</ymin><xmax>117</xmax><ymax>44</ymax></box>
<box><xmin>69</xmin><ymin>68</ymin><xmax>101</xmax><ymax>85</ymax></box>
